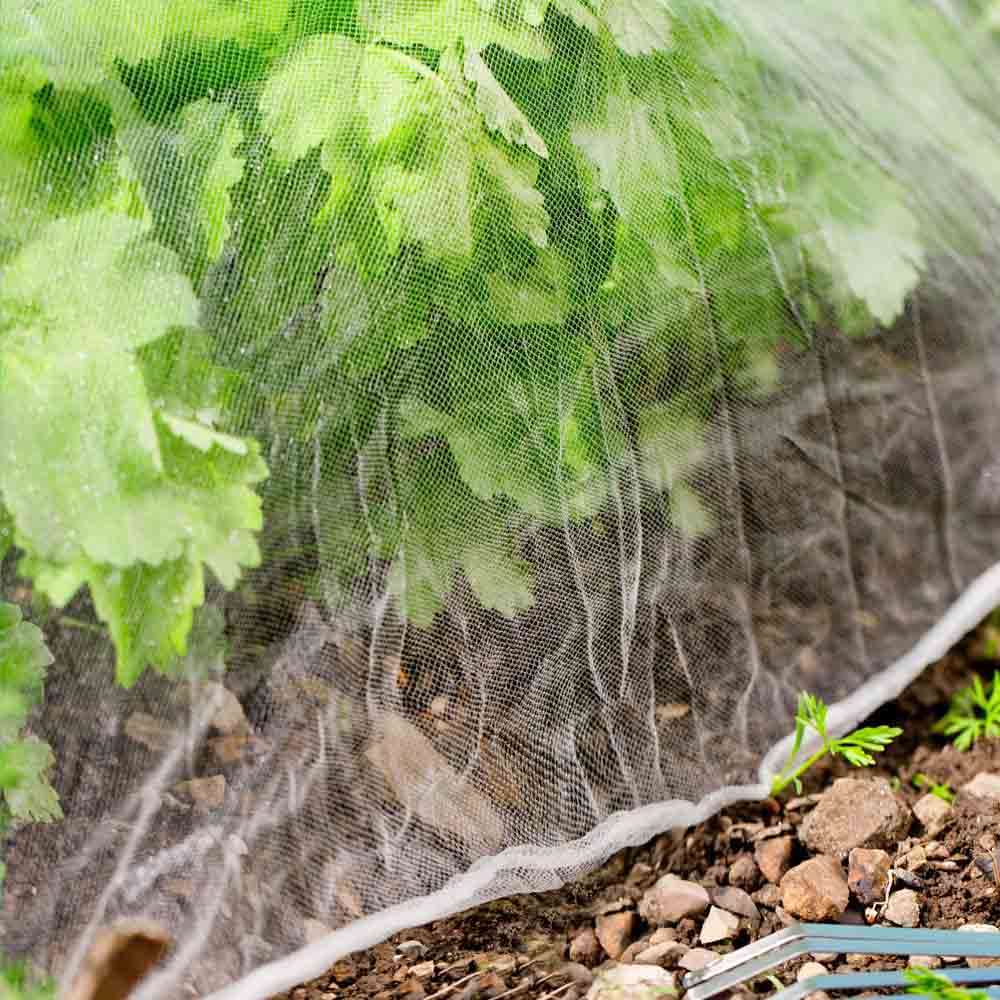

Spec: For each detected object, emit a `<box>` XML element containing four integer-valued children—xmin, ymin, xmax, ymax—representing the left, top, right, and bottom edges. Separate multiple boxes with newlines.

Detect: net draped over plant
<box><xmin>2</xmin><ymin>0</ymin><xmax>1000</xmax><ymax>996</ymax></box>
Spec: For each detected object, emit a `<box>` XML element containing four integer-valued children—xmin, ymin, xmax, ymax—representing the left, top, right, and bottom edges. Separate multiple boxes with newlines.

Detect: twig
<box><xmin>537</xmin><ymin>984</ymin><xmax>576</xmax><ymax>1000</ymax></box>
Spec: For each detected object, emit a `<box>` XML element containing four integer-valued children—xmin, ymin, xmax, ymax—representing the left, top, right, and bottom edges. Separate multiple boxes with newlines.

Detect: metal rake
<box><xmin>680</xmin><ymin>924</ymin><xmax>1000</xmax><ymax>1000</ymax></box>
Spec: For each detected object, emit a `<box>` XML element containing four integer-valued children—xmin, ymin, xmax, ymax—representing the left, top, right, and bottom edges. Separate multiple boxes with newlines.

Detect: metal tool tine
<box><xmin>770</xmin><ymin>965</ymin><xmax>1000</xmax><ymax>1000</ymax></box>
<box><xmin>682</xmin><ymin>924</ymin><xmax>1000</xmax><ymax>1000</ymax></box>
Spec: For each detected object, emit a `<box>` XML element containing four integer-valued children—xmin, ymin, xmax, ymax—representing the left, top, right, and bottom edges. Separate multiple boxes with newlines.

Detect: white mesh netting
<box><xmin>3</xmin><ymin>0</ymin><xmax>1000</xmax><ymax>996</ymax></box>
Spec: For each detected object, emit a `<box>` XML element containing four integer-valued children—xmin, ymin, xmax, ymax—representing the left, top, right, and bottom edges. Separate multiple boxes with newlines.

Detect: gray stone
<box><xmin>946</xmin><ymin>924</ymin><xmax>1000</xmax><ymax>967</ymax></box>
<box><xmin>678</xmin><ymin>949</ymin><xmax>720</xmax><ymax>972</ymax></box>
<box><xmin>634</xmin><ymin>941</ymin><xmax>687</xmax><ymax>967</ymax></box>
<box><xmin>913</xmin><ymin>794</ymin><xmax>952</xmax><ymax>836</ymax></box>
<box><xmin>585</xmin><ymin>965</ymin><xmax>676</xmax><ymax>1000</ymax></box>
<box><xmin>884</xmin><ymin>889</ymin><xmax>921</xmax><ymax>928</ymax></box>
<box><xmin>962</xmin><ymin>773</ymin><xmax>1000</xmax><ymax>801</ymax></box>
<box><xmin>847</xmin><ymin>848</ymin><xmax>892</xmax><ymax>906</ymax></box>
<box><xmin>639</xmin><ymin>874</ymin><xmax>711</xmax><ymax>926</ymax></box>
<box><xmin>908</xmin><ymin>955</ymin><xmax>943</xmax><ymax>970</ymax></box>
<box><xmin>700</xmin><ymin>906</ymin><xmax>740</xmax><ymax>945</ymax></box>
<box><xmin>799</xmin><ymin>779</ymin><xmax>911</xmax><ymax>860</ymax></box>
<box><xmin>798</xmin><ymin>962</ymin><xmax>829</xmax><ymax>982</ymax></box>
<box><xmin>756</xmin><ymin>836</ymin><xmax>795</xmax><ymax>884</ymax></box>
<box><xmin>711</xmin><ymin>886</ymin><xmax>760</xmax><ymax>921</ymax></box>
<box><xmin>780</xmin><ymin>856</ymin><xmax>850</xmax><ymax>921</ymax></box>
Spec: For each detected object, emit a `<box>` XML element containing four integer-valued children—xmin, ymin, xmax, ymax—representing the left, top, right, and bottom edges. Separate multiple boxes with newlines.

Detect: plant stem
<box><xmin>770</xmin><ymin>743</ymin><xmax>829</xmax><ymax>796</ymax></box>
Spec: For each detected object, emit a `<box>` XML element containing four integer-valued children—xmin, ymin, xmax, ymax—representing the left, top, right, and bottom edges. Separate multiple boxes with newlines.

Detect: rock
<box><xmin>396</xmin><ymin>941</ymin><xmax>428</xmax><ymax>960</ymax></box>
<box><xmin>569</xmin><ymin>928</ymin><xmax>602</xmax><ymax>966</ymax></box>
<box><xmin>756</xmin><ymin>836</ymin><xmax>795</xmax><ymax>884</ymax></box>
<box><xmin>700</xmin><ymin>906</ymin><xmax>741</xmax><ymax>945</ymax></box>
<box><xmin>172</xmin><ymin>775</ymin><xmax>226</xmax><ymax>810</ymax></box>
<box><xmin>798</xmin><ymin>962</ymin><xmax>828</xmax><ymax>982</ymax></box>
<box><xmin>125</xmin><ymin>713</ymin><xmax>178</xmax><ymax>752</ymax></box>
<box><xmin>847</xmin><ymin>849</ymin><xmax>892</xmax><ymax>905</ymax></box>
<box><xmin>884</xmin><ymin>889</ymin><xmax>921</xmax><ymax>927</ymax></box>
<box><xmin>197</xmin><ymin>682</ymin><xmax>249</xmax><ymax>735</ymax></box>
<box><xmin>913</xmin><ymin>794</ymin><xmax>952</xmax><ymax>836</ymax></box>
<box><xmin>711</xmin><ymin>886</ymin><xmax>759</xmax><ymax>921</ymax></box>
<box><xmin>678</xmin><ymin>949</ymin><xmax>719</xmax><ymax>972</ymax></box>
<box><xmin>908</xmin><ymin>955</ymin><xmax>943</xmax><ymax>970</ymax></box>
<box><xmin>649</xmin><ymin>928</ymin><xmax>678</xmax><ymax>945</ymax></box>
<box><xmin>639</xmin><ymin>875</ymin><xmax>711</xmax><ymax>926</ymax></box>
<box><xmin>729</xmin><ymin>855</ymin><xmax>760</xmax><ymax>890</ymax></box>
<box><xmin>562</xmin><ymin>963</ymin><xmax>595</xmax><ymax>989</ymax></box>
<box><xmin>303</xmin><ymin>918</ymin><xmax>333</xmax><ymax>943</ymax></box>
<box><xmin>752</xmin><ymin>885</ymin><xmax>783</xmax><ymax>908</ymax></box>
<box><xmin>962</xmin><ymin>773</ymin><xmax>1000</xmax><ymax>801</ymax></box>
<box><xmin>585</xmin><ymin>965</ymin><xmax>675</xmax><ymax>1000</ymax></box>
<box><xmin>596</xmin><ymin>911</ymin><xmax>637</xmax><ymax>960</ymax></box>
<box><xmin>780</xmin><ymin>857</ymin><xmax>850</xmax><ymax>921</ymax></box>
<box><xmin>411</xmin><ymin>961</ymin><xmax>436</xmax><ymax>980</ymax></box>
<box><xmin>799</xmin><ymin>779</ymin><xmax>911</xmax><ymax>860</ymax></box>
<box><xmin>634</xmin><ymin>941</ymin><xmax>686</xmax><ymax>967</ymax></box>
<box><xmin>946</xmin><ymin>924</ymin><xmax>1000</xmax><ymax>967</ymax></box>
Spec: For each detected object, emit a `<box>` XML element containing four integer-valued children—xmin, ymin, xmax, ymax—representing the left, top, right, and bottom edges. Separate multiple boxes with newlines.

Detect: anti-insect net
<box><xmin>3</xmin><ymin>0</ymin><xmax>1000</xmax><ymax>996</ymax></box>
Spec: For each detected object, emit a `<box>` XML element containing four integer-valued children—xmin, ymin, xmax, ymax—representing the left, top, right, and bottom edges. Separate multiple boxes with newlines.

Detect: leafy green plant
<box><xmin>905</xmin><ymin>966</ymin><xmax>989</xmax><ymax>1000</ymax></box>
<box><xmin>913</xmin><ymin>772</ymin><xmax>955</xmax><ymax>803</ymax></box>
<box><xmin>0</xmin><ymin>602</ymin><xmax>60</xmax><ymax>890</ymax></box>
<box><xmin>770</xmin><ymin>692</ymin><xmax>902</xmax><ymax>796</ymax></box>
<box><xmin>934</xmin><ymin>672</ymin><xmax>1000</xmax><ymax>751</ymax></box>
<box><xmin>0</xmin><ymin>961</ymin><xmax>55</xmax><ymax>1000</ymax></box>
<box><xmin>2</xmin><ymin>0</ymin><xmax>996</xmax><ymax>682</ymax></box>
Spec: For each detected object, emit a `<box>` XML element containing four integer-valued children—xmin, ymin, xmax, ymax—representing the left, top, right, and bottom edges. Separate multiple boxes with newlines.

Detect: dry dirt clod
<box><xmin>799</xmin><ymin>779</ymin><xmax>911</xmax><ymax>860</ymax></box>
<box><xmin>962</xmin><ymin>773</ymin><xmax>1000</xmax><ymax>801</ymax></box>
<box><xmin>913</xmin><ymin>794</ymin><xmax>952</xmax><ymax>836</ymax></box>
<box><xmin>780</xmin><ymin>856</ymin><xmax>850</xmax><ymax>921</ymax></box>
<box><xmin>568</xmin><ymin>929</ymin><xmax>602</xmax><ymax>966</ymax></box>
<box><xmin>585</xmin><ymin>965</ymin><xmax>675</xmax><ymax>1000</ymax></box>
<box><xmin>847</xmin><ymin>848</ymin><xmax>892</xmax><ymax>906</ymax></box>
<box><xmin>638</xmin><ymin>874</ymin><xmax>710</xmax><ymax>926</ymax></box>
<box><xmin>595</xmin><ymin>911</ymin><xmax>637</xmax><ymax>960</ymax></box>
<box><xmin>172</xmin><ymin>775</ymin><xmax>226</xmax><ymax>810</ymax></box>
<box><xmin>755</xmin><ymin>836</ymin><xmax>794</xmax><ymax>884</ymax></box>
<box><xmin>728</xmin><ymin>855</ymin><xmax>760</xmax><ymax>890</ymax></box>
<box><xmin>700</xmin><ymin>906</ymin><xmax>740</xmax><ymax>945</ymax></box>
<box><xmin>884</xmin><ymin>889</ymin><xmax>921</xmax><ymax>927</ymax></box>
<box><xmin>199</xmin><ymin>681</ymin><xmax>249</xmax><ymax>735</ymax></box>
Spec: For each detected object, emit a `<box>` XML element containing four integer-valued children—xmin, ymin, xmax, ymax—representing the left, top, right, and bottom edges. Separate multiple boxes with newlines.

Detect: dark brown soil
<box><xmin>273</xmin><ymin>621</ymin><xmax>1000</xmax><ymax>1000</ymax></box>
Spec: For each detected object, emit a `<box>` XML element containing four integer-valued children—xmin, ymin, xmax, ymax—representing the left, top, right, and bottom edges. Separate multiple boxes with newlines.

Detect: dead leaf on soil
<box><xmin>365</xmin><ymin>713</ymin><xmax>504</xmax><ymax>849</ymax></box>
<box><xmin>65</xmin><ymin>920</ymin><xmax>171</xmax><ymax>1000</ymax></box>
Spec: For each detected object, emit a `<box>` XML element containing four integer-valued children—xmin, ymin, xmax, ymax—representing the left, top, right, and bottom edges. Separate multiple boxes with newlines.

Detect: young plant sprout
<box><xmin>934</xmin><ymin>672</ymin><xmax>1000</xmax><ymax>750</ymax></box>
<box><xmin>912</xmin><ymin>772</ymin><xmax>955</xmax><ymax>802</ymax></box>
<box><xmin>905</xmin><ymin>965</ymin><xmax>990</xmax><ymax>1000</ymax></box>
<box><xmin>770</xmin><ymin>692</ymin><xmax>902</xmax><ymax>796</ymax></box>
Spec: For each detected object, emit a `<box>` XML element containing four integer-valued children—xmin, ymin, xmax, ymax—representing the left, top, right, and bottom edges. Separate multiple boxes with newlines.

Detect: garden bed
<box><xmin>272</xmin><ymin>618</ymin><xmax>1000</xmax><ymax>1000</ymax></box>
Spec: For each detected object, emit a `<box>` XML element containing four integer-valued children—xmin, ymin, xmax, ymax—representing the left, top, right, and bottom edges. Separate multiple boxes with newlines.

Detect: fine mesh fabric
<box><xmin>4</xmin><ymin>1</ymin><xmax>1000</xmax><ymax>996</ymax></box>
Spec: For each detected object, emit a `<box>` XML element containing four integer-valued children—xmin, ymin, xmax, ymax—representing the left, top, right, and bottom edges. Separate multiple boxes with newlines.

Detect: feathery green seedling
<box><xmin>913</xmin><ymin>772</ymin><xmax>955</xmax><ymax>802</ymax></box>
<box><xmin>770</xmin><ymin>692</ymin><xmax>902</xmax><ymax>796</ymax></box>
<box><xmin>905</xmin><ymin>965</ymin><xmax>990</xmax><ymax>1000</ymax></box>
<box><xmin>934</xmin><ymin>672</ymin><xmax>1000</xmax><ymax>751</ymax></box>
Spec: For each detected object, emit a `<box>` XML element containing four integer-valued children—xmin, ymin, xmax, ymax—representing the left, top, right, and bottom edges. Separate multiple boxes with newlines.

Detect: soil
<box><xmin>271</xmin><ymin>621</ymin><xmax>1000</xmax><ymax>1000</ymax></box>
